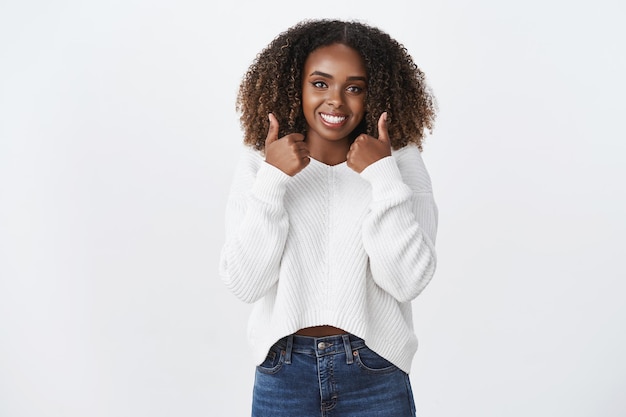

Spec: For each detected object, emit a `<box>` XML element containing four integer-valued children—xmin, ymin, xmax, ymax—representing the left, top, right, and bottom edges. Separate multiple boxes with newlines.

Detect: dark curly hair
<box><xmin>236</xmin><ymin>19</ymin><xmax>437</xmax><ymax>151</ymax></box>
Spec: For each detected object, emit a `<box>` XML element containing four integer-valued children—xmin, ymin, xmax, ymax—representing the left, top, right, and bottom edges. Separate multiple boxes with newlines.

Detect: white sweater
<box><xmin>219</xmin><ymin>143</ymin><xmax>438</xmax><ymax>373</ymax></box>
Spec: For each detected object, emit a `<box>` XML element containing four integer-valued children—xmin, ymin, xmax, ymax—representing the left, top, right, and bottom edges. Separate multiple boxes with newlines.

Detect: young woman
<box><xmin>219</xmin><ymin>18</ymin><xmax>438</xmax><ymax>417</ymax></box>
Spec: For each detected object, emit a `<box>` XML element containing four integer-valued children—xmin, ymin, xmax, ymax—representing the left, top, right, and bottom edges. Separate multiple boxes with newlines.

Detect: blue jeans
<box><xmin>252</xmin><ymin>333</ymin><xmax>416</xmax><ymax>417</ymax></box>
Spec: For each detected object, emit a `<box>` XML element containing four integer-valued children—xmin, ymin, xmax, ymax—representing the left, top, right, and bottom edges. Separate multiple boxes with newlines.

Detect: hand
<box><xmin>347</xmin><ymin>112</ymin><xmax>392</xmax><ymax>173</ymax></box>
<box><xmin>264</xmin><ymin>113</ymin><xmax>310</xmax><ymax>176</ymax></box>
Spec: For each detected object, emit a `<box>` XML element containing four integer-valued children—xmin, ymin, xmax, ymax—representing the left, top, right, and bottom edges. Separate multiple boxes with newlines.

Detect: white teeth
<box><xmin>321</xmin><ymin>113</ymin><xmax>346</xmax><ymax>124</ymax></box>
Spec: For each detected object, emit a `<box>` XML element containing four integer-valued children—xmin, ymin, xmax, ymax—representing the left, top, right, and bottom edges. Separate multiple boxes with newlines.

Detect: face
<box><xmin>301</xmin><ymin>43</ymin><xmax>367</xmax><ymax>145</ymax></box>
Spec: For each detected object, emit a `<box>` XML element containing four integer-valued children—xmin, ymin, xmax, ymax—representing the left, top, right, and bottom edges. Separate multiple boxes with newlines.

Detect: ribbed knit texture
<box><xmin>219</xmin><ymin>144</ymin><xmax>438</xmax><ymax>373</ymax></box>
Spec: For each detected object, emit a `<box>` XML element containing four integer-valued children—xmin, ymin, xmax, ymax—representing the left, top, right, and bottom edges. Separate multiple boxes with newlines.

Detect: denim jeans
<box><xmin>252</xmin><ymin>333</ymin><xmax>416</xmax><ymax>417</ymax></box>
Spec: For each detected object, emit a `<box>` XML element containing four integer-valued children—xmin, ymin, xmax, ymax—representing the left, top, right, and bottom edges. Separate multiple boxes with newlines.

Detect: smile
<box><xmin>320</xmin><ymin>113</ymin><xmax>348</xmax><ymax>126</ymax></box>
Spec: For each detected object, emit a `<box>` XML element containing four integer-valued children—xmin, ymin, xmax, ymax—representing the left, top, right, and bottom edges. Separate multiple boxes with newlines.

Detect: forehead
<box><xmin>304</xmin><ymin>43</ymin><xmax>366</xmax><ymax>76</ymax></box>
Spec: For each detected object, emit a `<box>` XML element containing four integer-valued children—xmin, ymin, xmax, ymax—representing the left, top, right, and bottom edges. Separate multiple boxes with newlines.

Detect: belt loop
<box><xmin>342</xmin><ymin>334</ymin><xmax>353</xmax><ymax>365</ymax></box>
<box><xmin>285</xmin><ymin>334</ymin><xmax>294</xmax><ymax>364</ymax></box>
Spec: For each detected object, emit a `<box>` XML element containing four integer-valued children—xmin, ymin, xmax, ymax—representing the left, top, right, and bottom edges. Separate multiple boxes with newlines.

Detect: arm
<box><xmin>218</xmin><ymin>149</ymin><xmax>292</xmax><ymax>303</ymax></box>
<box><xmin>360</xmin><ymin>146</ymin><xmax>438</xmax><ymax>303</ymax></box>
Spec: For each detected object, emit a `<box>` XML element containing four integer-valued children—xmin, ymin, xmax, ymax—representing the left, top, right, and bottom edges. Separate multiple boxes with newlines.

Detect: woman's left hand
<box><xmin>347</xmin><ymin>112</ymin><xmax>392</xmax><ymax>173</ymax></box>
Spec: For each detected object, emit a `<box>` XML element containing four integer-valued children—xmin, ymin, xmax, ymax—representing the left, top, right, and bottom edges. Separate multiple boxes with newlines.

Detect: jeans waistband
<box><xmin>273</xmin><ymin>333</ymin><xmax>367</xmax><ymax>364</ymax></box>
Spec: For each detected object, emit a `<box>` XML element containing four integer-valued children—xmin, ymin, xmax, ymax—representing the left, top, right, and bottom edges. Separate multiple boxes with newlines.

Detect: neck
<box><xmin>306</xmin><ymin>137</ymin><xmax>351</xmax><ymax>166</ymax></box>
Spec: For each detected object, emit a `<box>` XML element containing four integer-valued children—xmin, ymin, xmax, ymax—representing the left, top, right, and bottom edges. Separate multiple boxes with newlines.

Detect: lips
<box><xmin>320</xmin><ymin>112</ymin><xmax>348</xmax><ymax>126</ymax></box>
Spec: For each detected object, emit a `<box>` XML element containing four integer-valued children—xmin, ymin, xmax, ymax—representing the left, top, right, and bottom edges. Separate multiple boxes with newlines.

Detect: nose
<box><xmin>326</xmin><ymin>86</ymin><xmax>344</xmax><ymax>107</ymax></box>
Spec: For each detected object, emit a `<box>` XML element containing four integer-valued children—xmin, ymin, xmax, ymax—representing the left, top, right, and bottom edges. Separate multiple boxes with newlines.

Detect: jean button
<box><xmin>317</xmin><ymin>342</ymin><xmax>326</xmax><ymax>350</ymax></box>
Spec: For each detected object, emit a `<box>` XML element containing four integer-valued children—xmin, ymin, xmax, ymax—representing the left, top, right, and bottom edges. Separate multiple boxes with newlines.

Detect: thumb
<box><xmin>377</xmin><ymin>112</ymin><xmax>390</xmax><ymax>144</ymax></box>
<box><xmin>265</xmin><ymin>113</ymin><xmax>279</xmax><ymax>147</ymax></box>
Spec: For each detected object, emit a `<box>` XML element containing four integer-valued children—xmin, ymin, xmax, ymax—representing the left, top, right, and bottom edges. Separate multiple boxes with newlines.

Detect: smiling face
<box><xmin>301</xmin><ymin>43</ymin><xmax>367</xmax><ymax>151</ymax></box>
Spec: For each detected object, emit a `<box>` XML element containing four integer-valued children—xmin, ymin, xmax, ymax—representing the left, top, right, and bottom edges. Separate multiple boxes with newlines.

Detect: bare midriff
<box><xmin>295</xmin><ymin>325</ymin><xmax>347</xmax><ymax>337</ymax></box>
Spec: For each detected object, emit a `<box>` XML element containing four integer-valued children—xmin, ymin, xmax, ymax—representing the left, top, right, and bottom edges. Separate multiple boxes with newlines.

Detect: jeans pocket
<box><xmin>353</xmin><ymin>347</ymin><xmax>399</xmax><ymax>374</ymax></box>
<box><xmin>256</xmin><ymin>346</ymin><xmax>286</xmax><ymax>375</ymax></box>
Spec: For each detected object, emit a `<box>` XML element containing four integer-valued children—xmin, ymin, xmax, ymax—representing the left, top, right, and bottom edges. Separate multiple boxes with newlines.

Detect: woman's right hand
<box><xmin>264</xmin><ymin>113</ymin><xmax>310</xmax><ymax>176</ymax></box>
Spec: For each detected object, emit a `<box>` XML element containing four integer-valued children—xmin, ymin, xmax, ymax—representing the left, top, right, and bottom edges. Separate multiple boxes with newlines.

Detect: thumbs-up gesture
<box><xmin>264</xmin><ymin>113</ymin><xmax>310</xmax><ymax>176</ymax></box>
<box><xmin>347</xmin><ymin>112</ymin><xmax>392</xmax><ymax>173</ymax></box>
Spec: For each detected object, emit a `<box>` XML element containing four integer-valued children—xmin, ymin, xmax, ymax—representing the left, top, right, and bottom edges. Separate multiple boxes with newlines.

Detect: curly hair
<box><xmin>236</xmin><ymin>19</ymin><xmax>437</xmax><ymax>151</ymax></box>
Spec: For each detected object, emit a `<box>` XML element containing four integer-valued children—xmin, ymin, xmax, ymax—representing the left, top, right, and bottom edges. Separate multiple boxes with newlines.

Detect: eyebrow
<box><xmin>309</xmin><ymin>70</ymin><xmax>366</xmax><ymax>82</ymax></box>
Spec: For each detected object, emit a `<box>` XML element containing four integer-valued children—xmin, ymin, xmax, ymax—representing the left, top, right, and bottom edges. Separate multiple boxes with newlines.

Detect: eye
<box><xmin>347</xmin><ymin>85</ymin><xmax>364</xmax><ymax>94</ymax></box>
<box><xmin>311</xmin><ymin>81</ymin><xmax>327</xmax><ymax>88</ymax></box>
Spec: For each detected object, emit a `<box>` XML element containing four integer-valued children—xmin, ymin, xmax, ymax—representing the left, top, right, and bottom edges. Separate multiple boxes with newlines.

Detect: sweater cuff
<box><xmin>251</xmin><ymin>162</ymin><xmax>291</xmax><ymax>204</ymax></box>
<box><xmin>360</xmin><ymin>156</ymin><xmax>410</xmax><ymax>202</ymax></box>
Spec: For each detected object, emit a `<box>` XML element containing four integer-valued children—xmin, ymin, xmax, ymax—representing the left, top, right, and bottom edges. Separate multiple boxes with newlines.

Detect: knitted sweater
<box><xmin>219</xmin><ymin>143</ymin><xmax>438</xmax><ymax>373</ymax></box>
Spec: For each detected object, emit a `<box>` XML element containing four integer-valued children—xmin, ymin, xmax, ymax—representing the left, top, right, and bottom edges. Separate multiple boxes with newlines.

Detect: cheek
<box><xmin>301</xmin><ymin>96</ymin><xmax>316</xmax><ymax>124</ymax></box>
<box><xmin>350</xmin><ymin>97</ymin><xmax>366</xmax><ymax>114</ymax></box>
<box><xmin>302</xmin><ymin>91</ymin><xmax>318</xmax><ymax>111</ymax></box>
<box><xmin>302</xmin><ymin>97</ymin><xmax>315</xmax><ymax>116</ymax></box>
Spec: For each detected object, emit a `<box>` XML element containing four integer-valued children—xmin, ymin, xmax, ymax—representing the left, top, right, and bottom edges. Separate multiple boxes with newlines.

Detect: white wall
<box><xmin>1</xmin><ymin>1</ymin><xmax>624</xmax><ymax>416</ymax></box>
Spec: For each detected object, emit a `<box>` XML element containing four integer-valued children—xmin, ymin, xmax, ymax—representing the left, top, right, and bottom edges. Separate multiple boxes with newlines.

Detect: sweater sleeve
<box><xmin>219</xmin><ymin>148</ymin><xmax>292</xmax><ymax>303</ymax></box>
<box><xmin>359</xmin><ymin>145</ymin><xmax>438</xmax><ymax>303</ymax></box>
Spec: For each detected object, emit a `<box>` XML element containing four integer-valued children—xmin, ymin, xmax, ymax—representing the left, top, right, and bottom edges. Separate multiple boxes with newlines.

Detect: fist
<box><xmin>264</xmin><ymin>113</ymin><xmax>310</xmax><ymax>176</ymax></box>
<box><xmin>347</xmin><ymin>112</ymin><xmax>392</xmax><ymax>173</ymax></box>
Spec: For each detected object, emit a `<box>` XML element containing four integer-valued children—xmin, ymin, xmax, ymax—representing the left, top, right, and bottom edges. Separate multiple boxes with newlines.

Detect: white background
<box><xmin>1</xmin><ymin>0</ymin><xmax>625</xmax><ymax>416</ymax></box>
